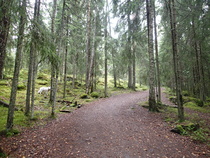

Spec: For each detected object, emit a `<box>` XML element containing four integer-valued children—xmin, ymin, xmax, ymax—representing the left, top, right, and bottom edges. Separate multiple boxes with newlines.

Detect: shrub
<box><xmin>91</xmin><ymin>92</ymin><xmax>99</xmax><ymax>98</ymax></box>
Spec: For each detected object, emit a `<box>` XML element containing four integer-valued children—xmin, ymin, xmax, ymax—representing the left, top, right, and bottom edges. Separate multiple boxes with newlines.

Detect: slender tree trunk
<box><xmin>153</xmin><ymin>1</ymin><xmax>161</xmax><ymax>103</ymax></box>
<box><xmin>63</xmin><ymin>16</ymin><xmax>69</xmax><ymax>98</ymax></box>
<box><xmin>169</xmin><ymin>0</ymin><xmax>184</xmax><ymax>121</ymax></box>
<box><xmin>127</xmin><ymin>0</ymin><xmax>132</xmax><ymax>89</ymax></box>
<box><xmin>25</xmin><ymin>0</ymin><xmax>40</xmax><ymax>117</ymax></box>
<box><xmin>30</xmin><ymin>0</ymin><xmax>40</xmax><ymax>119</ymax></box>
<box><xmin>49</xmin><ymin>0</ymin><xmax>58</xmax><ymax>117</ymax></box>
<box><xmin>87</xmin><ymin>14</ymin><xmax>96</xmax><ymax>93</ymax></box>
<box><xmin>85</xmin><ymin>0</ymin><xmax>92</xmax><ymax>93</ymax></box>
<box><xmin>6</xmin><ymin>0</ymin><xmax>26</xmax><ymax>130</ymax></box>
<box><xmin>197</xmin><ymin>43</ymin><xmax>205</xmax><ymax>105</ymax></box>
<box><xmin>111</xmin><ymin>47</ymin><xmax>117</xmax><ymax>88</ymax></box>
<box><xmin>191</xmin><ymin>19</ymin><xmax>205</xmax><ymax>105</ymax></box>
<box><xmin>104</xmin><ymin>0</ymin><xmax>108</xmax><ymax>97</ymax></box>
<box><xmin>132</xmin><ymin>42</ymin><xmax>136</xmax><ymax>90</ymax></box>
<box><xmin>146</xmin><ymin>0</ymin><xmax>158</xmax><ymax>112</ymax></box>
<box><xmin>0</xmin><ymin>0</ymin><xmax>13</xmax><ymax>79</ymax></box>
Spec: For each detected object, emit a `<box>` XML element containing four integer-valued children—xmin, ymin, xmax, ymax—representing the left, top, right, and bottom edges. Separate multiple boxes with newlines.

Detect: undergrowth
<box><xmin>0</xmin><ymin>75</ymin><xmax>146</xmax><ymax>134</ymax></box>
<box><xmin>163</xmin><ymin>88</ymin><xmax>210</xmax><ymax>143</ymax></box>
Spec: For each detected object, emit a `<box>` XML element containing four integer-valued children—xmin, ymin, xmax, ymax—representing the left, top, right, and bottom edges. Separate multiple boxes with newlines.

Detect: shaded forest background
<box><xmin>0</xmin><ymin>0</ymin><xmax>210</xmax><ymax>131</ymax></box>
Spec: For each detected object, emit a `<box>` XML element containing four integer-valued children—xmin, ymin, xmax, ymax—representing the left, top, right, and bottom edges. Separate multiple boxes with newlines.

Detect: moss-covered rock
<box><xmin>182</xmin><ymin>90</ymin><xmax>189</xmax><ymax>96</ymax></box>
<box><xmin>17</xmin><ymin>83</ymin><xmax>26</xmax><ymax>90</ymax></box>
<box><xmin>80</xmin><ymin>93</ymin><xmax>88</xmax><ymax>99</ymax></box>
<box><xmin>183</xmin><ymin>97</ymin><xmax>203</xmax><ymax>107</ymax></box>
<box><xmin>184</xmin><ymin>102</ymin><xmax>197</xmax><ymax>107</ymax></box>
<box><xmin>171</xmin><ymin>123</ymin><xmax>200</xmax><ymax>135</ymax></box>
<box><xmin>37</xmin><ymin>73</ymin><xmax>49</xmax><ymax>81</ymax></box>
<box><xmin>91</xmin><ymin>92</ymin><xmax>99</xmax><ymax>98</ymax></box>
<box><xmin>169</xmin><ymin>96</ymin><xmax>177</xmax><ymax>104</ymax></box>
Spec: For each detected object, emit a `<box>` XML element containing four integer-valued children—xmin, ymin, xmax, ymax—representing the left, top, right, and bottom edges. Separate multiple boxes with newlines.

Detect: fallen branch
<box><xmin>0</xmin><ymin>100</ymin><xmax>18</xmax><ymax>111</ymax></box>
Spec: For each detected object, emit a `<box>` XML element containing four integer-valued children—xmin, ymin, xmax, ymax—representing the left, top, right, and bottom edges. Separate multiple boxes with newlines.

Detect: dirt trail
<box><xmin>0</xmin><ymin>90</ymin><xmax>209</xmax><ymax>158</ymax></box>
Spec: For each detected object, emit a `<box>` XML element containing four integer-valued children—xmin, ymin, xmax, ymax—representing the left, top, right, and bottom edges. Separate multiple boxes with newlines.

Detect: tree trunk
<box><xmin>127</xmin><ymin>0</ymin><xmax>132</xmax><ymax>89</ymax></box>
<box><xmin>85</xmin><ymin>0</ymin><xmax>92</xmax><ymax>93</ymax></box>
<box><xmin>6</xmin><ymin>0</ymin><xmax>26</xmax><ymax>130</ymax></box>
<box><xmin>63</xmin><ymin>15</ymin><xmax>69</xmax><ymax>98</ymax></box>
<box><xmin>111</xmin><ymin>47</ymin><xmax>117</xmax><ymax>88</ymax></box>
<box><xmin>132</xmin><ymin>42</ymin><xmax>136</xmax><ymax>91</ymax></box>
<box><xmin>86</xmin><ymin>14</ymin><xmax>96</xmax><ymax>94</ymax></box>
<box><xmin>169</xmin><ymin>0</ymin><xmax>184</xmax><ymax>121</ymax></box>
<box><xmin>49</xmin><ymin>0</ymin><xmax>58</xmax><ymax>117</ymax></box>
<box><xmin>146</xmin><ymin>0</ymin><xmax>158</xmax><ymax>112</ymax></box>
<box><xmin>0</xmin><ymin>0</ymin><xmax>13</xmax><ymax>79</ymax></box>
<box><xmin>104</xmin><ymin>0</ymin><xmax>108</xmax><ymax>97</ymax></box>
<box><xmin>25</xmin><ymin>0</ymin><xmax>41</xmax><ymax>117</ymax></box>
<box><xmin>153</xmin><ymin>1</ymin><xmax>161</xmax><ymax>103</ymax></box>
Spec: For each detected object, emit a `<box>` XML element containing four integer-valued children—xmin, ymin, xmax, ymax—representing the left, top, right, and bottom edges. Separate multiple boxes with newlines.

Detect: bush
<box><xmin>91</xmin><ymin>92</ymin><xmax>99</xmax><ymax>98</ymax></box>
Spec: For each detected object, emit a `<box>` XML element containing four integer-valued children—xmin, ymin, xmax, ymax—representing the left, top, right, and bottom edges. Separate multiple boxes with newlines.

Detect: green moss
<box><xmin>80</xmin><ymin>93</ymin><xmax>88</xmax><ymax>99</ymax></box>
<box><xmin>36</xmin><ymin>79</ymin><xmax>48</xmax><ymax>85</ymax></box>
<box><xmin>139</xmin><ymin>85</ymin><xmax>148</xmax><ymax>91</ymax></box>
<box><xmin>184</xmin><ymin>102</ymin><xmax>197</xmax><ymax>107</ymax></box>
<box><xmin>183</xmin><ymin>96</ymin><xmax>203</xmax><ymax>106</ymax></box>
<box><xmin>182</xmin><ymin>90</ymin><xmax>190</xmax><ymax>96</ymax></box>
<box><xmin>19</xmin><ymin>69</ymin><xmax>28</xmax><ymax>79</ymax></box>
<box><xmin>191</xmin><ymin>128</ymin><xmax>209</xmax><ymax>142</ymax></box>
<box><xmin>0</xmin><ymin>80</ymin><xmax>8</xmax><ymax>86</ymax></box>
<box><xmin>0</xmin><ymin>86</ymin><xmax>11</xmax><ymax>101</ymax></box>
<box><xmin>0</xmin><ymin>151</ymin><xmax>7</xmax><ymax>158</ymax></box>
<box><xmin>91</xmin><ymin>92</ymin><xmax>99</xmax><ymax>98</ymax></box>
<box><xmin>37</xmin><ymin>73</ymin><xmax>49</xmax><ymax>81</ymax></box>
<box><xmin>17</xmin><ymin>83</ymin><xmax>26</xmax><ymax>90</ymax></box>
<box><xmin>176</xmin><ymin>125</ymin><xmax>188</xmax><ymax>135</ymax></box>
<box><xmin>0</xmin><ymin>107</ymin><xmax>28</xmax><ymax>132</ymax></box>
<box><xmin>6</xmin><ymin>129</ymin><xmax>20</xmax><ymax>137</ymax></box>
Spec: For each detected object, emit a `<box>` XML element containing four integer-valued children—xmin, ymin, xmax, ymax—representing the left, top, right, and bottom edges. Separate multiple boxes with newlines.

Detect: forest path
<box><xmin>0</xmin><ymin>90</ymin><xmax>209</xmax><ymax>157</ymax></box>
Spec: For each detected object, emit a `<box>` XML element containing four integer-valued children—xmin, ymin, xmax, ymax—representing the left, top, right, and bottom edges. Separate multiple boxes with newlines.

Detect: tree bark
<box><xmin>49</xmin><ymin>0</ymin><xmax>58</xmax><ymax>117</ymax></box>
<box><xmin>132</xmin><ymin>42</ymin><xmax>136</xmax><ymax>91</ymax></box>
<box><xmin>127</xmin><ymin>0</ymin><xmax>133</xmax><ymax>89</ymax></box>
<box><xmin>25</xmin><ymin>0</ymin><xmax>41</xmax><ymax>118</ymax></box>
<box><xmin>6</xmin><ymin>0</ymin><xmax>27</xmax><ymax>130</ymax></box>
<box><xmin>146</xmin><ymin>0</ymin><xmax>158</xmax><ymax>112</ymax></box>
<box><xmin>85</xmin><ymin>0</ymin><xmax>92</xmax><ymax>94</ymax></box>
<box><xmin>104</xmin><ymin>0</ymin><xmax>108</xmax><ymax>97</ymax></box>
<box><xmin>86</xmin><ymin>14</ymin><xmax>96</xmax><ymax>94</ymax></box>
<box><xmin>0</xmin><ymin>0</ymin><xmax>13</xmax><ymax>79</ymax></box>
<box><xmin>63</xmin><ymin>15</ymin><xmax>69</xmax><ymax>99</ymax></box>
<box><xmin>169</xmin><ymin>0</ymin><xmax>184</xmax><ymax>121</ymax></box>
<box><xmin>153</xmin><ymin>1</ymin><xmax>161</xmax><ymax>103</ymax></box>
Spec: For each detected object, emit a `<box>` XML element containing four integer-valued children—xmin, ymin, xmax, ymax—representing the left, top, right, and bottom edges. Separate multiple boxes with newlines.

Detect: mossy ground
<box><xmin>163</xmin><ymin>89</ymin><xmax>210</xmax><ymax>144</ymax></box>
<box><xmin>0</xmin><ymin>74</ymin><xmax>145</xmax><ymax>133</ymax></box>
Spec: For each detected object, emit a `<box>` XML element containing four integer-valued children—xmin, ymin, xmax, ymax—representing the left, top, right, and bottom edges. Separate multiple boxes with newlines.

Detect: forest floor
<box><xmin>0</xmin><ymin>90</ymin><xmax>210</xmax><ymax>158</ymax></box>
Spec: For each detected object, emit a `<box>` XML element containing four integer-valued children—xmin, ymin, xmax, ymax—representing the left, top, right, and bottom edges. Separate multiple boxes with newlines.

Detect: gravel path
<box><xmin>0</xmin><ymin>90</ymin><xmax>209</xmax><ymax>157</ymax></box>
